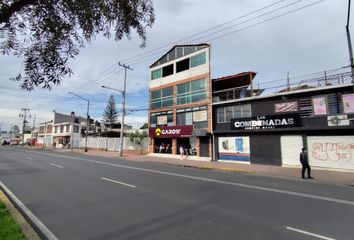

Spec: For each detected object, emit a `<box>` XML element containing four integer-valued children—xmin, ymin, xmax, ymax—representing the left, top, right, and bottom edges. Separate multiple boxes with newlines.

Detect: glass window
<box><xmin>191</xmin><ymin>52</ymin><xmax>206</xmax><ymax>68</ymax></box>
<box><xmin>150</xmin><ymin>115</ymin><xmax>156</xmax><ymax>127</ymax></box>
<box><xmin>151</xmin><ymin>90</ymin><xmax>161</xmax><ymax>100</ymax></box>
<box><xmin>60</xmin><ymin>126</ymin><xmax>64</xmax><ymax>133</ymax></box>
<box><xmin>242</xmin><ymin>104</ymin><xmax>251</xmax><ymax>117</ymax></box>
<box><xmin>176</xmin><ymin>47</ymin><xmax>183</xmax><ymax>58</ymax></box>
<box><xmin>177</xmin><ymin>82</ymin><xmax>190</xmax><ymax>94</ymax></box>
<box><xmin>177</xmin><ymin>79</ymin><xmax>206</xmax><ymax>105</ymax></box>
<box><xmin>66</xmin><ymin>125</ymin><xmax>70</xmax><ymax>132</ymax></box>
<box><xmin>186</xmin><ymin>112</ymin><xmax>193</xmax><ymax>125</ymax></box>
<box><xmin>184</xmin><ymin>46</ymin><xmax>195</xmax><ymax>55</ymax></box>
<box><xmin>167</xmin><ymin>114</ymin><xmax>174</xmax><ymax>126</ymax></box>
<box><xmin>226</xmin><ymin>106</ymin><xmax>234</xmax><ymax>122</ymax></box>
<box><xmin>217</xmin><ymin>104</ymin><xmax>251</xmax><ymax>123</ymax></box>
<box><xmin>176</xmin><ymin>112</ymin><xmax>186</xmax><ymax>125</ymax></box>
<box><xmin>234</xmin><ymin>106</ymin><xmax>242</xmax><ymax>118</ymax></box>
<box><xmin>151</xmin><ymin>69</ymin><xmax>162</xmax><ymax>80</ymax></box>
<box><xmin>162</xmin><ymin>87</ymin><xmax>173</xmax><ymax>97</ymax></box>
<box><xmin>151</xmin><ymin>87</ymin><xmax>173</xmax><ymax>109</ymax></box>
<box><xmin>191</xmin><ymin>79</ymin><xmax>205</xmax><ymax>91</ymax></box>
<box><xmin>217</xmin><ymin>108</ymin><xmax>225</xmax><ymax>123</ymax></box>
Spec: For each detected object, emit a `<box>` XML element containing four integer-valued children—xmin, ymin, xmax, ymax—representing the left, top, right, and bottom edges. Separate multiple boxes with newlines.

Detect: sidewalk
<box><xmin>50</xmin><ymin>148</ymin><xmax>354</xmax><ymax>187</ymax></box>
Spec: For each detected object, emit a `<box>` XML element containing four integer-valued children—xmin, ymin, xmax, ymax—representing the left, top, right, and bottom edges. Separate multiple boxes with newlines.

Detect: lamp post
<box><xmin>102</xmin><ymin>85</ymin><xmax>125</xmax><ymax>157</ymax></box>
<box><xmin>68</xmin><ymin>92</ymin><xmax>90</xmax><ymax>152</ymax></box>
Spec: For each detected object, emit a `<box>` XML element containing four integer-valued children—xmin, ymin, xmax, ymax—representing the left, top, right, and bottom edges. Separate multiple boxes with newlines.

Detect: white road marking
<box><xmin>25</xmin><ymin>157</ymin><xmax>33</xmax><ymax>160</ymax></box>
<box><xmin>286</xmin><ymin>226</ymin><xmax>336</xmax><ymax>240</ymax></box>
<box><xmin>50</xmin><ymin>163</ymin><xmax>64</xmax><ymax>169</ymax></box>
<box><xmin>21</xmin><ymin>150</ymin><xmax>354</xmax><ymax>206</ymax></box>
<box><xmin>0</xmin><ymin>181</ymin><xmax>59</xmax><ymax>240</ymax></box>
<box><xmin>101</xmin><ymin>177</ymin><xmax>136</xmax><ymax>188</ymax></box>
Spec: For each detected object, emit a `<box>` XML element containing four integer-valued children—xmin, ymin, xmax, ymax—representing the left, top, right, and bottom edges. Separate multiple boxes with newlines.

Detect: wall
<box><xmin>307</xmin><ymin>136</ymin><xmax>354</xmax><ymax>170</ymax></box>
<box><xmin>149</xmin><ymin>49</ymin><xmax>210</xmax><ymax>89</ymax></box>
<box><xmin>80</xmin><ymin>137</ymin><xmax>148</xmax><ymax>152</ymax></box>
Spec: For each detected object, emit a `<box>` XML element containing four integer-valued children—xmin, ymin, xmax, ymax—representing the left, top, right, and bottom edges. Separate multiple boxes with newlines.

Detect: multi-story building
<box><xmin>148</xmin><ymin>44</ymin><xmax>212</xmax><ymax>158</ymax></box>
<box><xmin>37</xmin><ymin>112</ymin><xmax>84</xmax><ymax>148</ymax></box>
<box><xmin>212</xmin><ymin>71</ymin><xmax>354</xmax><ymax>171</ymax></box>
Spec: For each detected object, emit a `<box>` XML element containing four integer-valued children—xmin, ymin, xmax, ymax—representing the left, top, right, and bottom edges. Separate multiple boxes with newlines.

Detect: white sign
<box><xmin>193</xmin><ymin>110</ymin><xmax>207</xmax><ymax>122</ymax></box>
<box><xmin>218</xmin><ymin>136</ymin><xmax>250</xmax><ymax>162</ymax></box>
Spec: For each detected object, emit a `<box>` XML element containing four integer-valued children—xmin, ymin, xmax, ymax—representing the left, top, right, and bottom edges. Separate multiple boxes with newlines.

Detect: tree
<box><xmin>140</xmin><ymin>122</ymin><xmax>148</xmax><ymax>129</ymax></box>
<box><xmin>129</xmin><ymin>130</ymin><xmax>148</xmax><ymax>154</ymax></box>
<box><xmin>0</xmin><ymin>0</ymin><xmax>155</xmax><ymax>90</ymax></box>
<box><xmin>103</xmin><ymin>94</ymin><xmax>119</xmax><ymax>128</ymax></box>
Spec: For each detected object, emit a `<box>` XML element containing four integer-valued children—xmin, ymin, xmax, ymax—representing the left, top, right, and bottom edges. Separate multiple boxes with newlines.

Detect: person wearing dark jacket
<box><xmin>299</xmin><ymin>147</ymin><xmax>314</xmax><ymax>179</ymax></box>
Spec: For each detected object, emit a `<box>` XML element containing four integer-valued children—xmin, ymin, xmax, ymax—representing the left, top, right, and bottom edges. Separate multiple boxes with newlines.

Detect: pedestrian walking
<box><xmin>299</xmin><ymin>147</ymin><xmax>314</xmax><ymax>179</ymax></box>
<box><xmin>179</xmin><ymin>145</ymin><xmax>185</xmax><ymax>160</ymax></box>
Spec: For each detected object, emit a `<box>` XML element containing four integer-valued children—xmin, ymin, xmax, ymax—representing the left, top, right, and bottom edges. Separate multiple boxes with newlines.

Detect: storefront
<box><xmin>149</xmin><ymin>125</ymin><xmax>209</xmax><ymax>157</ymax></box>
<box><xmin>213</xmin><ymin>84</ymin><xmax>354</xmax><ymax>170</ymax></box>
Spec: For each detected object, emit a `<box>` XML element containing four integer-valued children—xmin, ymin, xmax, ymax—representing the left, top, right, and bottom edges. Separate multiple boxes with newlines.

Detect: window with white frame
<box><xmin>217</xmin><ymin>104</ymin><xmax>251</xmax><ymax>123</ymax></box>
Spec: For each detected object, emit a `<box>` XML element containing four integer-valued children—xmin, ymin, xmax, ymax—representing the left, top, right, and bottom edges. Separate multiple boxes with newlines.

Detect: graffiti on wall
<box><xmin>311</xmin><ymin>142</ymin><xmax>354</xmax><ymax>162</ymax></box>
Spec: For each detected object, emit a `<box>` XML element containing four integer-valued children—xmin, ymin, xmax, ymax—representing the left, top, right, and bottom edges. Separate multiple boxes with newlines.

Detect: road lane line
<box><xmin>286</xmin><ymin>226</ymin><xmax>336</xmax><ymax>240</ymax></box>
<box><xmin>50</xmin><ymin>163</ymin><xmax>64</xmax><ymax>169</ymax></box>
<box><xmin>0</xmin><ymin>181</ymin><xmax>59</xmax><ymax>240</ymax></box>
<box><xmin>101</xmin><ymin>177</ymin><xmax>136</xmax><ymax>188</ymax></box>
<box><xmin>22</xmin><ymin>150</ymin><xmax>354</xmax><ymax>206</ymax></box>
<box><xmin>25</xmin><ymin>157</ymin><xmax>33</xmax><ymax>160</ymax></box>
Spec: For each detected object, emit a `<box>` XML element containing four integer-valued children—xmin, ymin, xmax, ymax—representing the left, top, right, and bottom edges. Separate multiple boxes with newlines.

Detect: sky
<box><xmin>0</xmin><ymin>0</ymin><xmax>352</xmax><ymax>132</ymax></box>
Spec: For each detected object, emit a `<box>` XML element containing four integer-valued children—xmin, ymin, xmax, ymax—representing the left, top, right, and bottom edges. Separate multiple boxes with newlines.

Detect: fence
<box><xmin>79</xmin><ymin>137</ymin><xmax>148</xmax><ymax>152</ymax></box>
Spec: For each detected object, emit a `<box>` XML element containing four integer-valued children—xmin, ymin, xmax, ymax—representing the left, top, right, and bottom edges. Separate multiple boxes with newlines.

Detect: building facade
<box><xmin>37</xmin><ymin>112</ymin><xmax>83</xmax><ymax>148</ymax></box>
<box><xmin>148</xmin><ymin>44</ymin><xmax>212</xmax><ymax>158</ymax></box>
<box><xmin>212</xmin><ymin>73</ymin><xmax>354</xmax><ymax>171</ymax></box>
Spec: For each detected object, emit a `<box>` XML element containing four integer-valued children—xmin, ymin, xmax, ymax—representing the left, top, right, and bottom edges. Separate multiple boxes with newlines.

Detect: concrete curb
<box><xmin>0</xmin><ymin>181</ymin><xmax>58</xmax><ymax>240</ymax></box>
<box><xmin>149</xmin><ymin>161</ymin><xmax>256</xmax><ymax>174</ymax></box>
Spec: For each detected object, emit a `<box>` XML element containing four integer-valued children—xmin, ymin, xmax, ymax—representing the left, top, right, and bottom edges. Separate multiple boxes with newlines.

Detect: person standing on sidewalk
<box><xmin>299</xmin><ymin>147</ymin><xmax>314</xmax><ymax>179</ymax></box>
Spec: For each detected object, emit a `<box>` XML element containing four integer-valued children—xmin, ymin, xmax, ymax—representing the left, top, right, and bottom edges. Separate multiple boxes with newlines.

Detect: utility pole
<box><xmin>68</xmin><ymin>92</ymin><xmax>90</xmax><ymax>152</ymax></box>
<box><xmin>346</xmin><ymin>0</ymin><xmax>354</xmax><ymax>91</ymax></box>
<box><xmin>32</xmin><ymin>114</ymin><xmax>36</xmax><ymax>130</ymax></box>
<box><xmin>118</xmin><ymin>62</ymin><xmax>133</xmax><ymax>157</ymax></box>
<box><xmin>19</xmin><ymin>108</ymin><xmax>30</xmax><ymax>146</ymax></box>
<box><xmin>287</xmin><ymin>71</ymin><xmax>290</xmax><ymax>91</ymax></box>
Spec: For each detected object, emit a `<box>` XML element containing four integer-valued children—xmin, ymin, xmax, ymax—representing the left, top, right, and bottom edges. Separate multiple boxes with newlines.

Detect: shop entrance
<box><xmin>154</xmin><ymin>138</ymin><xmax>172</xmax><ymax>154</ymax></box>
<box><xmin>177</xmin><ymin>138</ymin><xmax>189</xmax><ymax>155</ymax></box>
<box><xmin>200</xmin><ymin>137</ymin><xmax>210</xmax><ymax>157</ymax></box>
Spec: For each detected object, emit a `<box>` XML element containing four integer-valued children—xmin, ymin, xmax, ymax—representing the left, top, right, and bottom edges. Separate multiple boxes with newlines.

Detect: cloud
<box><xmin>0</xmin><ymin>0</ymin><xmax>352</xmax><ymax>131</ymax></box>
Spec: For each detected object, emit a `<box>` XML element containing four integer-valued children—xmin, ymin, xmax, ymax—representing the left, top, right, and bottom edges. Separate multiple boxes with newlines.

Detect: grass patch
<box><xmin>0</xmin><ymin>200</ymin><xmax>27</xmax><ymax>240</ymax></box>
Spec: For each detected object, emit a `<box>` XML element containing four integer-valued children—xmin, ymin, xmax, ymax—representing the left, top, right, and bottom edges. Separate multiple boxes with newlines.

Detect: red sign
<box><xmin>149</xmin><ymin>125</ymin><xmax>193</xmax><ymax>138</ymax></box>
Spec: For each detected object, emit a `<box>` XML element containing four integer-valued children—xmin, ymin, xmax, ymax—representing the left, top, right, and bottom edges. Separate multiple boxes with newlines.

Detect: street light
<box><xmin>102</xmin><ymin>85</ymin><xmax>126</xmax><ymax>157</ymax></box>
<box><xmin>68</xmin><ymin>92</ymin><xmax>90</xmax><ymax>152</ymax></box>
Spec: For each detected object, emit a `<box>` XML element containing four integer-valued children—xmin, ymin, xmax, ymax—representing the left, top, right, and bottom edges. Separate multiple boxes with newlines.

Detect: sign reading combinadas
<box><xmin>231</xmin><ymin>114</ymin><xmax>301</xmax><ymax>130</ymax></box>
<box><xmin>149</xmin><ymin>125</ymin><xmax>193</xmax><ymax>138</ymax></box>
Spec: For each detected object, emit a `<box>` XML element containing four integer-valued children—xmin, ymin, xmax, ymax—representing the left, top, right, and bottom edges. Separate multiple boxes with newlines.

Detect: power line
<box><xmin>184</xmin><ymin>0</ymin><xmax>306</xmax><ymax>44</ymax></box>
<box><xmin>74</xmin><ymin>0</ymin><xmax>326</xmax><ymax>96</ymax></box>
<box><xmin>123</xmin><ymin>0</ymin><xmax>325</xmax><ymax>68</ymax></box>
<box><xmin>121</xmin><ymin>0</ymin><xmax>290</xmax><ymax>64</ymax></box>
<box><xmin>208</xmin><ymin>0</ymin><xmax>325</xmax><ymax>42</ymax></box>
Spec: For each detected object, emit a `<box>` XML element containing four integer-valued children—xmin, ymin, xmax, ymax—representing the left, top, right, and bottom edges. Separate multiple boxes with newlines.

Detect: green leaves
<box><xmin>103</xmin><ymin>94</ymin><xmax>119</xmax><ymax>127</ymax></box>
<box><xmin>0</xmin><ymin>0</ymin><xmax>155</xmax><ymax>90</ymax></box>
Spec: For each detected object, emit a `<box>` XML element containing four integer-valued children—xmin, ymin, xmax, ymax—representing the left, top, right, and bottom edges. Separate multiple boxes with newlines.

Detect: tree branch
<box><xmin>0</xmin><ymin>0</ymin><xmax>37</xmax><ymax>24</ymax></box>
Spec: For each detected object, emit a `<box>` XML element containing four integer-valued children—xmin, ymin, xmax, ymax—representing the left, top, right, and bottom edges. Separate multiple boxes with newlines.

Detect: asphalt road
<box><xmin>1</xmin><ymin>146</ymin><xmax>354</xmax><ymax>240</ymax></box>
